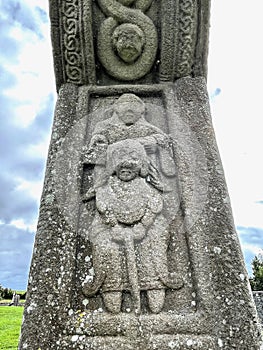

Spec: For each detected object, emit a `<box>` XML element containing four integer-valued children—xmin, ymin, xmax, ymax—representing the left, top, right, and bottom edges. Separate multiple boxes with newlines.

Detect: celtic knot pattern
<box><xmin>62</xmin><ymin>0</ymin><xmax>82</xmax><ymax>83</ymax></box>
<box><xmin>176</xmin><ymin>0</ymin><xmax>197</xmax><ymax>77</ymax></box>
<box><xmin>96</xmin><ymin>0</ymin><xmax>158</xmax><ymax>81</ymax></box>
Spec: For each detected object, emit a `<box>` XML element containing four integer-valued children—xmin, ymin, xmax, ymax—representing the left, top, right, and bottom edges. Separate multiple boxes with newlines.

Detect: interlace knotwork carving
<box><xmin>176</xmin><ymin>0</ymin><xmax>197</xmax><ymax>77</ymax></box>
<box><xmin>62</xmin><ymin>0</ymin><xmax>82</xmax><ymax>83</ymax></box>
<box><xmin>96</xmin><ymin>0</ymin><xmax>158</xmax><ymax>81</ymax></box>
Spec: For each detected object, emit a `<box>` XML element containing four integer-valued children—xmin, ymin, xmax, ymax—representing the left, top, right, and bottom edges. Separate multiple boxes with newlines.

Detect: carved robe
<box><xmin>90</xmin><ymin>175</ymin><xmax>170</xmax><ymax>293</ymax></box>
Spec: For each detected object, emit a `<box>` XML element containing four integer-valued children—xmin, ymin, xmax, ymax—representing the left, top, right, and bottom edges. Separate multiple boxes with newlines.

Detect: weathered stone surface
<box><xmin>19</xmin><ymin>78</ymin><xmax>262</xmax><ymax>349</ymax></box>
<box><xmin>49</xmin><ymin>0</ymin><xmax>210</xmax><ymax>90</ymax></box>
<box><xmin>19</xmin><ymin>1</ymin><xmax>262</xmax><ymax>349</ymax></box>
<box><xmin>253</xmin><ymin>291</ymin><xmax>263</xmax><ymax>324</ymax></box>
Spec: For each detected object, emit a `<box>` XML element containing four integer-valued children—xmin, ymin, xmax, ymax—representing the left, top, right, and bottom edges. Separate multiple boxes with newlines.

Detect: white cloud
<box><xmin>14</xmin><ymin>177</ymin><xmax>43</xmax><ymax>202</ymax></box>
<box><xmin>9</xmin><ymin>219</ymin><xmax>37</xmax><ymax>233</ymax></box>
<box><xmin>242</xmin><ymin>244</ymin><xmax>263</xmax><ymax>258</ymax></box>
<box><xmin>231</xmin><ymin>200</ymin><xmax>263</xmax><ymax>229</ymax></box>
<box><xmin>23</xmin><ymin>0</ymin><xmax>49</xmax><ymax>10</ymax></box>
<box><xmin>26</xmin><ymin>139</ymin><xmax>50</xmax><ymax>160</ymax></box>
<box><xmin>208</xmin><ymin>0</ymin><xmax>263</xmax><ymax>232</ymax></box>
<box><xmin>2</xmin><ymin>4</ymin><xmax>56</xmax><ymax>128</ymax></box>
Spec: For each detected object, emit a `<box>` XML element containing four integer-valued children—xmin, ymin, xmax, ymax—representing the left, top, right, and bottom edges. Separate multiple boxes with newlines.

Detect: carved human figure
<box><xmin>82</xmin><ymin>94</ymin><xmax>183</xmax><ymax>312</ymax></box>
<box><xmin>112</xmin><ymin>23</ymin><xmax>145</xmax><ymax>63</ymax></box>
<box><xmin>83</xmin><ymin>139</ymin><xmax>182</xmax><ymax>313</ymax></box>
<box><xmin>83</xmin><ymin>93</ymin><xmax>176</xmax><ymax>200</ymax></box>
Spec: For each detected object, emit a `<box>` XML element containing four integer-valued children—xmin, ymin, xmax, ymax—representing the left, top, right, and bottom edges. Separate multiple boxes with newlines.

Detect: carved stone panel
<box><xmin>19</xmin><ymin>80</ymin><xmax>262</xmax><ymax>349</ymax></box>
<box><xmin>96</xmin><ymin>1</ymin><xmax>158</xmax><ymax>81</ymax></box>
<box><xmin>49</xmin><ymin>0</ymin><xmax>211</xmax><ymax>89</ymax></box>
<box><xmin>79</xmin><ymin>93</ymin><xmax>187</xmax><ymax>316</ymax></box>
<box><xmin>46</xmin><ymin>87</ymin><xmax>214</xmax><ymax>349</ymax></box>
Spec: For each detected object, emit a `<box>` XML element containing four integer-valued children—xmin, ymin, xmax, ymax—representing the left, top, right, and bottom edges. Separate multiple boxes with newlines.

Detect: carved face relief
<box><xmin>115</xmin><ymin>101</ymin><xmax>145</xmax><ymax>126</ymax></box>
<box><xmin>116</xmin><ymin>162</ymin><xmax>140</xmax><ymax>182</ymax></box>
<box><xmin>114</xmin><ymin>144</ymin><xmax>147</xmax><ymax>181</ymax></box>
<box><xmin>112</xmin><ymin>24</ymin><xmax>145</xmax><ymax>64</ymax></box>
<box><xmin>97</xmin><ymin>0</ymin><xmax>157</xmax><ymax>80</ymax></box>
<box><xmin>107</xmin><ymin>140</ymin><xmax>149</xmax><ymax>178</ymax></box>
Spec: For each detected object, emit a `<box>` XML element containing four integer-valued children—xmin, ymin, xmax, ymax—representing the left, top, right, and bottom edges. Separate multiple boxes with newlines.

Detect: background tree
<box><xmin>249</xmin><ymin>253</ymin><xmax>263</xmax><ymax>291</ymax></box>
<box><xmin>0</xmin><ymin>284</ymin><xmax>3</xmax><ymax>300</ymax></box>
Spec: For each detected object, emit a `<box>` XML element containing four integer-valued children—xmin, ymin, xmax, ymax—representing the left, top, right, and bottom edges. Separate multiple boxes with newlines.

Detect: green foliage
<box><xmin>0</xmin><ymin>306</ymin><xmax>23</xmax><ymax>350</ymax></box>
<box><xmin>0</xmin><ymin>284</ymin><xmax>26</xmax><ymax>300</ymax></box>
<box><xmin>2</xmin><ymin>287</ymin><xmax>14</xmax><ymax>299</ymax></box>
<box><xmin>0</xmin><ymin>284</ymin><xmax>13</xmax><ymax>299</ymax></box>
<box><xmin>249</xmin><ymin>254</ymin><xmax>263</xmax><ymax>291</ymax></box>
<box><xmin>19</xmin><ymin>292</ymin><xmax>26</xmax><ymax>300</ymax></box>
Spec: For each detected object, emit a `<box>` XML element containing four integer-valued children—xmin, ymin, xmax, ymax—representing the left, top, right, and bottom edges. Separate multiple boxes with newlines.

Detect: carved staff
<box><xmin>113</xmin><ymin>224</ymin><xmax>146</xmax><ymax>314</ymax></box>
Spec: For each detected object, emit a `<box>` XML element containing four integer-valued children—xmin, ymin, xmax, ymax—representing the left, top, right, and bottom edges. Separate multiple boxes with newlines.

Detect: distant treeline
<box><xmin>0</xmin><ymin>285</ymin><xmax>26</xmax><ymax>299</ymax></box>
<box><xmin>249</xmin><ymin>255</ymin><xmax>263</xmax><ymax>291</ymax></box>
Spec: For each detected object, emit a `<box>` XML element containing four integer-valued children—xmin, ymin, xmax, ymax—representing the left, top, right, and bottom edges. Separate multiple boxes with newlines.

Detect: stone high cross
<box><xmin>19</xmin><ymin>1</ymin><xmax>262</xmax><ymax>349</ymax></box>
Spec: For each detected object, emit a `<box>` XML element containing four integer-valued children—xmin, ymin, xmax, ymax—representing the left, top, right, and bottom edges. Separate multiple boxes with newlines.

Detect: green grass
<box><xmin>0</xmin><ymin>300</ymin><xmax>12</xmax><ymax>305</ymax></box>
<box><xmin>0</xmin><ymin>306</ymin><xmax>23</xmax><ymax>350</ymax></box>
<box><xmin>0</xmin><ymin>300</ymin><xmax>25</xmax><ymax>305</ymax></box>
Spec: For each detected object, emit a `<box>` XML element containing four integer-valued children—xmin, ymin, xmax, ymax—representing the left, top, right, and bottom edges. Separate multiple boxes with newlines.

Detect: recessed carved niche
<box><xmin>46</xmin><ymin>84</ymin><xmax>216</xmax><ymax>347</ymax></box>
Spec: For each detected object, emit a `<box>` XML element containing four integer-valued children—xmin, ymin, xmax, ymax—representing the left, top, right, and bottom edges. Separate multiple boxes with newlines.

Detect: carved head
<box><xmin>107</xmin><ymin>139</ymin><xmax>149</xmax><ymax>180</ymax></box>
<box><xmin>114</xmin><ymin>93</ymin><xmax>145</xmax><ymax>126</ymax></box>
<box><xmin>112</xmin><ymin>23</ymin><xmax>145</xmax><ymax>64</ymax></box>
<box><xmin>116</xmin><ymin>159</ymin><xmax>141</xmax><ymax>182</ymax></box>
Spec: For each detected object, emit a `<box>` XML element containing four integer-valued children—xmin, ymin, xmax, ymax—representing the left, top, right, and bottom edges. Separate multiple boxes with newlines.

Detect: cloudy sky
<box><xmin>0</xmin><ymin>0</ymin><xmax>262</xmax><ymax>291</ymax></box>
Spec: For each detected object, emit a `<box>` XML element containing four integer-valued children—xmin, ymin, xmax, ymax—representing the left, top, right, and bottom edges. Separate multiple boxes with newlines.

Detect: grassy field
<box><xmin>0</xmin><ymin>306</ymin><xmax>23</xmax><ymax>350</ymax></box>
<box><xmin>0</xmin><ymin>300</ymin><xmax>12</xmax><ymax>305</ymax></box>
<box><xmin>0</xmin><ymin>300</ymin><xmax>25</xmax><ymax>305</ymax></box>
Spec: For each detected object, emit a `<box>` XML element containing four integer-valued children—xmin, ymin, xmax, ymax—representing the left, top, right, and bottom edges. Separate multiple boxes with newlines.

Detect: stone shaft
<box><xmin>19</xmin><ymin>1</ymin><xmax>262</xmax><ymax>349</ymax></box>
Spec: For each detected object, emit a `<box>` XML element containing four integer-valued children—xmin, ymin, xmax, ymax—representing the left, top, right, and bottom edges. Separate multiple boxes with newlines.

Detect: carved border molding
<box><xmin>61</xmin><ymin>0</ymin><xmax>83</xmax><ymax>84</ymax></box>
<box><xmin>160</xmin><ymin>0</ymin><xmax>202</xmax><ymax>81</ymax></box>
<box><xmin>175</xmin><ymin>0</ymin><xmax>197</xmax><ymax>77</ymax></box>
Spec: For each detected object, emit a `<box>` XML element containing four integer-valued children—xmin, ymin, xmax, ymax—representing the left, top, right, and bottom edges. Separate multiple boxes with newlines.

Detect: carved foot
<box><xmin>103</xmin><ymin>292</ymin><xmax>122</xmax><ymax>313</ymax></box>
<box><xmin>147</xmin><ymin>289</ymin><xmax>165</xmax><ymax>313</ymax></box>
<box><xmin>82</xmin><ymin>272</ymin><xmax>106</xmax><ymax>297</ymax></box>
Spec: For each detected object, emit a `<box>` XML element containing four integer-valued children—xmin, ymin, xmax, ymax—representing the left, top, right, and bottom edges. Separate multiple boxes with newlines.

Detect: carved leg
<box><xmin>103</xmin><ymin>291</ymin><xmax>122</xmax><ymax>313</ymax></box>
<box><xmin>147</xmin><ymin>289</ymin><xmax>165</xmax><ymax>313</ymax></box>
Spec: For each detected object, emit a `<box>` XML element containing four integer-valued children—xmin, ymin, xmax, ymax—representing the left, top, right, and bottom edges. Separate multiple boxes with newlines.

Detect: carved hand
<box><xmin>111</xmin><ymin>223</ymin><xmax>146</xmax><ymax>242</ymax></box>
<box><xmin>141</xmin><ymin>209</ymin><xmax>155</xmax><ymax>227</ymax></box>
<box><xmin>139</xmin><ymin>136</ymin><xmax>157</xmax><ymax>154</ymax></box>
<box><xmin>82</xmin><ymin>187</ymin><xmax>96</xmax><ymax>202</ymax></box>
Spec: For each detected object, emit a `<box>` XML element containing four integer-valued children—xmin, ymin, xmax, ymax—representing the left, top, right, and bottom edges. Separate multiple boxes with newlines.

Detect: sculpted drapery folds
<box><xmin>83</xmin><ymin>93</ymin><xmax>177</xmax><ymax>194</ymax></box>
<box><xmin>82</xmin><ymin>94</ymin><xmax>183</xmax><ymax>313</ymax></box>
